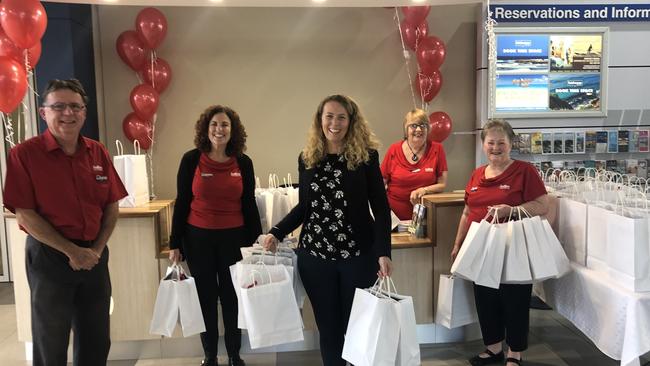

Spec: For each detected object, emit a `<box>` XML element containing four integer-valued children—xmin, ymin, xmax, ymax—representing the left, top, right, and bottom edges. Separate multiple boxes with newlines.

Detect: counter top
<box><xmin>3</xmin><ymin>199</ymin><xmax>175</xmax><ymax>218</ymax></box>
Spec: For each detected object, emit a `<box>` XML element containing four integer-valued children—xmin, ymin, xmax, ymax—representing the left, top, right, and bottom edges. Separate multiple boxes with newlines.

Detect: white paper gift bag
<box><xmin>474</xmin><ymin>220</ymin><xmax>508</xmax><ymax>289</ymax></box>
<box><xmin>378</xmin><ymin>278</ymin><xmax>420</xmax><ymax>366</ymax></box>
<box><xmin>113</xmin><ymin>140</ymin><xmax>150</xmax><ymax>207</ymax></box>
<box><xmin>521</xmin><ymin>215</ymin><xmax>560</xmax><ymax>281</ymax></box>
<box><xmin>606</xmin><ymin>209</ymin><xmax>650</xmax><ymax>292</ymax></box>
<box><xmin>434</xmin><ymin>274</ymin><xmax>478</xmax><ymax>329</ymax></box>
<box><xmin>342</xmin><ymin>283</ymin><xmax>400</xmax><ymax>366</ymax></box>
<box><xmin>451</xmin><ymin>220</ymin><xmax>491</xmax><ymax>282</ymax></box>
<box><xmin>501</xmin><ymin>219</ymin><xmax>533</xmax><ymax>284</ymax></box>
<box><xmin>586</xmin><ymin>204</ymin><xmax>612</xmax><ymax>271</ymax></box>
<box><xmin>150</xmin><ymin>265</ymin><xmax>206</xmax><ymax>337</ymax></box>
<box><xmin>541</xmin><ymin>218</ymin><xmax>571</xmax><ymax>278</ymax></box>
<box><xmin>238</xmin><ymin>265</ymin><xmax>303</xmax><ymax>349</ymax></box>
<box><xmin>558</xmin><ymin>197</ymin><xmax>588</xmax><ymax>265</ymax></box>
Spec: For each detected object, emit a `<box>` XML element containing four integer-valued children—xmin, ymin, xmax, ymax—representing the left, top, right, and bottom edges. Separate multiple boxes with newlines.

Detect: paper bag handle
<box><xmin>115</xmin><ymin>140</ymin><xmax>124</xmax><ymax>156</ymax></box>
<box><xmin>133</xmin><ymin>139</ymin><xmax>142</xmax><ymax>155</ymax></box>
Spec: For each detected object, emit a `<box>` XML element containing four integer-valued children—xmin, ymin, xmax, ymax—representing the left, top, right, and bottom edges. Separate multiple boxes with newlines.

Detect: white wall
<box><xmin>96</xmin><ymin>5</ymin><xmax>479</xmax><ymax>199</ymax></box>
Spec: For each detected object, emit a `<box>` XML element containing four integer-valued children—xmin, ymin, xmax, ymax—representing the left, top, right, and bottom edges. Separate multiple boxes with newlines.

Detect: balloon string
<box><xmin>393</xmin><ymin>7</ymin><xmax>418</xmax><ymax>111</ymax></box>
<box><xmin>147</xmin><ymin>113</ymin><xmax>157</xmax><ymax>200</ymax></box>
<box><xmin>485</xmin><ymin>0</ymin><xmax>498</xmax><ymax>117</ymax></box>
<box><xmin>150</xmin><ymin>51</ymin><xmax>155</xmax><ymax>89</ymax></box>
<box><xmin>2</xmin><ymin>113</ymin><xmax>16</xmax><ymax>148</ymax></box>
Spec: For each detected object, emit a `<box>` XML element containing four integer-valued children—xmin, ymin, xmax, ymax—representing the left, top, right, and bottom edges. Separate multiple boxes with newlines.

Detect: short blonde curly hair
<box><xmin>302</xmin><ymin>95</ymin><xmax>379</xmax><ymax>170</ymax></box>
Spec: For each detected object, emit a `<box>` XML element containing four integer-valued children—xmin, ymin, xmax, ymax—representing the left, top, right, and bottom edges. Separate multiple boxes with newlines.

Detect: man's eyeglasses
<box><xmin>407</xmin><ymin>123</ymin><xmax>428</xmax><ymax>130</ymax></box>
<box><xmin>42</xmin><ymin>102</ymin><xmax>86</xmax><ymax>113</ymax></box>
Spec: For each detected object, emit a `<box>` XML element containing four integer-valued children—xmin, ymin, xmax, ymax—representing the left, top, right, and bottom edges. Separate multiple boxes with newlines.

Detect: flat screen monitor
<box><xmin>490</xmin><ymin>27</ymin><xmax>608</xmax><ymax>118</ymax></box>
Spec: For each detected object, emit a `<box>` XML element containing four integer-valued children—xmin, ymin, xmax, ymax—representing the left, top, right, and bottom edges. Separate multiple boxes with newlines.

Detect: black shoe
<box><xmin>200</xmin><ymin>358</ymin><xmax>217</xmax><ymax>366</ymax></box>
<box><xmin>228</xmin><ymin>356</ymin><xmax>246</xmax><ymax>366</ymax></box>
<box><xmin>505</xmin><ymin>357</ymin><xmax>523</xmax><ymax>365</ymax></box>
<box><xmin>469</xmin><ymin>349</ymin><xmax>504</xmax><ymax>366</ymax></box>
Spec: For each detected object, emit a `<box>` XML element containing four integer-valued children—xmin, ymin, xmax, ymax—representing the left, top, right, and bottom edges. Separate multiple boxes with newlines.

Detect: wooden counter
<box><xmin>5</xmin><ymin>200</ymin><xmax>174</xmax><ymax>342</ymax></box>
<box><xmin>389</xmin><ymin>192</ymin><xmax>465</xmax><ymax>324</ymax></box>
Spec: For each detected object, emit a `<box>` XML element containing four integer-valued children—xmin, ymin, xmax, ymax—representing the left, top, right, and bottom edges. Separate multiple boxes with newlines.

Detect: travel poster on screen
<box><xmin>549</xmin><ymin>73</ymin><xmax>600</xmax><ymax>111</ymax></box>
<box><xmin>496</xmin><ymin>74</ymin><xmax>549</xmax><ymax>112</ymax></box>
<box><xmin>549</xmin><ymin>35</ymin><xmax>602</xmax><ymax>72</ymax></box>
<box><xmin>497</xmin><ymin>34</ymin><xmax>550</xmax><ymax>73</ymax></box>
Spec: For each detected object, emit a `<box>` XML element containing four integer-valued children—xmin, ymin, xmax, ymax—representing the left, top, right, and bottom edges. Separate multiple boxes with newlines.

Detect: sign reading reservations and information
<box><xmin>489</xmin><ymin>4</ymin><xmax>650</xmax><ymax>22</ymax></box>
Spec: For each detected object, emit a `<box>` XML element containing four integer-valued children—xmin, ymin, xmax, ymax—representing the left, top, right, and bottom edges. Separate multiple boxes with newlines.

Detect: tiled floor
<box><xmin>0</xmin><ymin>283</ymin><xmax>647</xmax><ymax>365</ymax></box>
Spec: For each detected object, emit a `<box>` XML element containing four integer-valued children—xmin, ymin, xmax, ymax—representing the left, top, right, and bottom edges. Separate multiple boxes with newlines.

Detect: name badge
<box><xmin>411</xmin><ymin>168</ymin><xmax>421</xmax><ymax>173</ymax></box>
<box><xmin>499</xmin><ymin>184</ymin><xmax>511</xmax><ymax>190</ymax></box>
<box><xmin>201</xmin><ymin>173</ymin><xmax>213</xmax><ymax>177</ymax></box>
<box><xmin>425</xmin><ymin>167</ymin><xmax>434</xmax><ymax>172</ymax></box>
<box><xmin>96</xmin><ymin>175</ymin><xmax>108</xmax><ymax>182</ymax></box>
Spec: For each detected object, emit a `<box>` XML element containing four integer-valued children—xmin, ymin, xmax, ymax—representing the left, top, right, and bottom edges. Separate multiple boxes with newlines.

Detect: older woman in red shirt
<box><xmin>381</xmin><ymin>109</ymin><xmax>448</xmax><ymax>220</ymax></box>
<box><xmin>452</xmin><ymin>119</ymin><xmax>548</xmax><ymax>366</ymax></box>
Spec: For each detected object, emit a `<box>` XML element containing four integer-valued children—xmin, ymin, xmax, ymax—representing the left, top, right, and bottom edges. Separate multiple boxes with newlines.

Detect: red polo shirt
<box><xmin>187</xmin><ymin>153</ymin><xmax>244</xmax><ymax>230</ymax></box>
<box><xmin>381</xmin><ymin>140</ymin><xmax>448</xmax><ymax>219</ymax></box>
<box><xmin>464</xmin><ymin>160</ymin><xmax>546</xmax><ymax>224</ymax></box>
<box><xmin>3</xmin><ymin>129</ymin><xmax>127</xmax><ymax>241</ymax></box>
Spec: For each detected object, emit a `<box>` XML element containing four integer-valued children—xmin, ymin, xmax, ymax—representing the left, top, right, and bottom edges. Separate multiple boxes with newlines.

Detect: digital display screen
<box><xmin>493</xmin><ymin>30</ymin><xmax>604</xmax><ymax>116</ymax></box>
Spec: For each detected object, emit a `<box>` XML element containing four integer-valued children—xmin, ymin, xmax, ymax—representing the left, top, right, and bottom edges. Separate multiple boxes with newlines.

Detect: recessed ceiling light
<box><xmin>312</xmin><ymin>0</ymin><xmax>327</xmax><ymax>3</ymax></box>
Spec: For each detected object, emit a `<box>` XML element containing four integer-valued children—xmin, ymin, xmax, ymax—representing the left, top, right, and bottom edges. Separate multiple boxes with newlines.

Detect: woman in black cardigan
<box><xmin>263</xmin><ymin>94</ymin><xmax>393</xmax><ymax>366</ymax></box>
<box><xmin>169</xmin><ymin>105</ymin><xmax>262</xmax><ymax>366</ymax></box>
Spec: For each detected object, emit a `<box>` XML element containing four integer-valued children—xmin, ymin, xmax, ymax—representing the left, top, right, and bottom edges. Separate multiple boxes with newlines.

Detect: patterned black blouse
<box><xmin>300</xmin><ymin>154</ymin><xmax>359</xmax><ymax>260</ymax></box>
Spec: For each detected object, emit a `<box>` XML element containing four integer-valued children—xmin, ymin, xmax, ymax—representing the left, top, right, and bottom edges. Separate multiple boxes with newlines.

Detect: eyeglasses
<box><xmin>407</xmin><ymin>123</ymin><xmax>428</xmax><ymax>130</ymax></box>
<box><xmin>42</xmin><ymin>102</ymin><xmax>86</xmax><ymax>113</ymax></box>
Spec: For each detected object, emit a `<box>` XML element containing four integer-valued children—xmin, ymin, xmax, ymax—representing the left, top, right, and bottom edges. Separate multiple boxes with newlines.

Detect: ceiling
<box><xmin>43</xmin><ymin>0</ymin><xmax>483</xmax><ymax>7</ymax></box>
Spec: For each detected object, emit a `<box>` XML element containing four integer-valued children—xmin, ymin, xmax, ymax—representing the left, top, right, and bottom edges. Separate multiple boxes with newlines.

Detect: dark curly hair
<box><xmin>194</xmin><ymin>105</ymin><xmax>247</xmax><ymax>156</ymax></box>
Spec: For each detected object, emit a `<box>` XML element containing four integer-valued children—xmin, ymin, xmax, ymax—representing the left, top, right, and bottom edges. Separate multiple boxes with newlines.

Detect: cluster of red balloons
<box><xmin>400</xmin><ymin>6</ymin><xmax>452</xmax><ymax>143</ymax></box>
<box><xmin>0</xmin><ymin>0</ymin><xmax>46</xmax><ymax>113</ymax></box>
<box><xmin>116</xmin><ymin>7</ymin><xmax>171</xmax><ymax>150</ymax></box>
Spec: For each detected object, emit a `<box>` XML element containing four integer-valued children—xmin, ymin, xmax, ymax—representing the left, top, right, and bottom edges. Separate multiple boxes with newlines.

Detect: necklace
<box><xmin>405</xmin><ymin>141</ymin><xmax>424</xmax><ymax>162</ymax></box>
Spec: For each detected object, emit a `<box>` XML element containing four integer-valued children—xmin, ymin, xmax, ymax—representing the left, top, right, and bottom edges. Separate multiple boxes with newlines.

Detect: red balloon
<box><xmin>401</xmin><ymin>20</ymin><xmax>428</xmax><ymax>51</ymax></box>
<box><xmin>428</xmin><ymin>111</ymin><xmax>452</xmax><ymax>142</ymax></box>
<box><xmin>116</xmin><ymin>30</ymin><xmax>147</xmax><ymax>71</ymax></box>
<box><xmin>0</xmin><ymin>27</ymin><xmax>40</xmax><ymax>68</ymax></box>
<box><xmin>416</xmin><ymin>36</ymin><xmax>446</xmax><ymax>75</ymax></box>
<box><xmin>414</xmin><ymin>71</ymin><xmax>442</xmax><ymax>103</ymax></box>
<box><xmin>122</xmin><ymin>112</ymin><xmax>153</xmax><ymax>150</ymax></box>
<box><xmin>0</xmin><ymin>56</ymin><xmax>27</xmax><ymax>113</ymax></box>
<box><xmin>135</xmin><ymin>7</ymin><xmax>167</xmax><ymax>50</ymax></box>
<box><xmin>130</xmin><ymin>83</ymin><xmax>159</xmax><ymax>120</ymax></box>
<box><xmin>401</xmin><ymin>6</ymin><xmax>430</xmax><ymax>26</ymax></box>
<box><xmin>141</xmin><ymin>57</ymin><xmax>172</xmax><ymax>93</ymax></box>
<box><xmin>0</xmin><ymin>0</ymin><xmax>47</xmax><ymax>49</ymax></box>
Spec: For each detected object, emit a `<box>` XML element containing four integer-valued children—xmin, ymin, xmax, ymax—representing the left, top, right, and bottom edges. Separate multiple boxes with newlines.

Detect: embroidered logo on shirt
<box><xmin>96</xmin><ymin>175</ymin><xmax>108</xmax><ymax>182</ymax></box>
<box><xmin>499</xmin><ymin>184</ymin><xmax>511</xmax><ymax>190</ymax></box>
<box><xmin>470</xmin><ymin>186</ymin><xmax>478</xmax><ymax>192</ymax></box>
<box><xmin>230</xmin><ymin>171</ymin><xmax>241</xmax><ymax>177</ymax></box>
<box><xmin>201</xmin><ymin>173</ymin><xmax>213</xmax><ymax>177</ymax></box>
<box><xmin>425</xmin><ymin>167</ymin><xmax>434</xmax><ymax>172</ymax></box>
<box><xmin>92</xmin><ymin>164</ymin><xmax>103</xmax><ymax>172</ymax></box>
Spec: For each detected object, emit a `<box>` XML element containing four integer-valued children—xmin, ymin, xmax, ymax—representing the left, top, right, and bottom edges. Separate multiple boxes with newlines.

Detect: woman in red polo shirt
<box><xmin>381</xmin><ymin>109</ymin><xmax>448</xmax><ymax>220</ymax></box>
<box><xmin>168</xmin><ymin>105</ymin><xmax>262</xmax><ymax>366</ymax></box>
<box><xmin>452</xmin><ymin>119</ymin><xmax>548</xmax><ymax>366</ymax></box>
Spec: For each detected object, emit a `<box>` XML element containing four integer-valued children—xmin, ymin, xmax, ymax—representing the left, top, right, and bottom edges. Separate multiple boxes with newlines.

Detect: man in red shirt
<box><xmin>3</xmin><ymin>79</ymin><xmax>127</xmax><ymax>366</ymax></box>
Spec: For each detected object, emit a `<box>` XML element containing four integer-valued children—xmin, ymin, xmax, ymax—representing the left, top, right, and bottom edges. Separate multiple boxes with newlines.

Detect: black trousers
<box><xmin>297</xmin><ymin>250</ymin><xmax>377</xmax><ymax>366</ymax></box>
<box><xmin>473</xmin><ymin>283</ymin><xmax>533</xmax><ymax>352</ymax></box>
<box><xmin>184</xmin><ymin>225</ymin><xmax>245</xmax><ymax>359</ymax></box>
<box><xmin>25</xmin><ymin>235</ymin><xmax>111</xmax><ymax>366</ymax></box>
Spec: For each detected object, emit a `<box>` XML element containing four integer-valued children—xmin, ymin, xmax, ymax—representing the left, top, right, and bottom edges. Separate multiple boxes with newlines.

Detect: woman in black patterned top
<box><xmin>263</xmin><ymin>94</ymin><xmax>392</xmax><ymax>366</ymax></box>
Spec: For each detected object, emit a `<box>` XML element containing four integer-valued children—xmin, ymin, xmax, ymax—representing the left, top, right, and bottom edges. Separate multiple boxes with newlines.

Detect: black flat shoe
<box><xmin>469</xmin><ymin>349</ymin><xmax>504</xmax><ymax>366</ymax></box>
<box><xmin>505</xmin><ymin>357</ymin><xmax>522</xmax><ymax>365</ymax></box>
<box><xmin>228</xmin><ymin>356</ymin><xmax>246</xmax><ymax>366</ymax></box>
<box><xmin>200</xmin><ymin>358</ymin><xmax>217</xmax><ymax>366</ymax></box>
